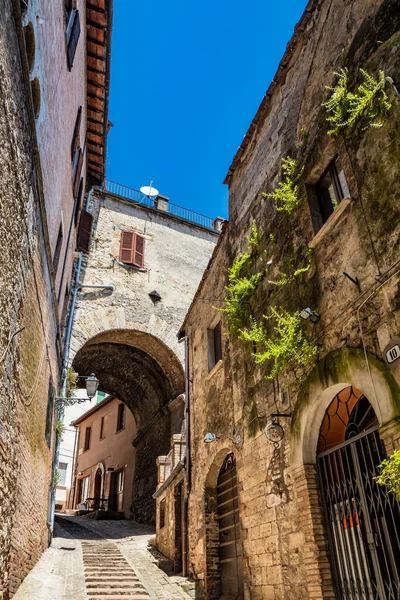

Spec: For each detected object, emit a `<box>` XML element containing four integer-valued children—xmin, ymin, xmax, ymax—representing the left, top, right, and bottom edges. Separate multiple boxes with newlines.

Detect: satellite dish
<box><xmin>140</xmin><ymin>185</ymin><xmax>159</xmax><ymax>198</ymax></box>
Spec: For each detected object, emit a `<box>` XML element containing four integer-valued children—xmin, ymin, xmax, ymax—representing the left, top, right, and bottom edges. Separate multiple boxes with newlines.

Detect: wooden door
<box><xmin>217</xmin><ymin>454</ymin><xmax>244</xmax><ymax>599</ymax></box>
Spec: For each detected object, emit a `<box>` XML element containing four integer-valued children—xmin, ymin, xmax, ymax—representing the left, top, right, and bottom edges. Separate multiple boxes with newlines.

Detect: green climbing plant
<box><xmin>239</xmin><ymin>307</ymin><xmax>318</xmax><ymax>380</ymax></box>
<box><xmin>220</xmin><ymin>223</ymin><xmax>263</xmax><ymax>338</ymax></box>
<box><xmin>323</xmin><ymin>68</ymin><xmax>392</xmax><ymax>135</ymax></box>
<box><xmin>268</xmin><ymin>249</ymin><xmax>313</xmax><ymax>287</ymax></box>
<box><xmin>375</xmin><ymin>449</ymin><xmax>400</xmax><ymax>500</ymax></box>
<box><xmin>220</xmin><ymin>224</ymin><xmax>318</xmax><ymax>379</ymax></box>
<box><xmin>263</xmin><ymin>156</ymin><xmax>304</xmax><ymax>215</ymax></box>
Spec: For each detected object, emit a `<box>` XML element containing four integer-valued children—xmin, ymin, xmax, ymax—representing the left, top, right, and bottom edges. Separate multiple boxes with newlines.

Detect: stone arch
<box><xmin>290</xmin><ymin>347</ymin><xmax>400</xmax><ymax>470</ymax></box>
<box><xmin>289</xmin><ymin>347</ymin><xmax>400</xmax><ymax>599</ymax></box>
<box><xmin>72</xmin><ymin>328</ymin><xmax>185</xmax><ymax>523</ymax></box>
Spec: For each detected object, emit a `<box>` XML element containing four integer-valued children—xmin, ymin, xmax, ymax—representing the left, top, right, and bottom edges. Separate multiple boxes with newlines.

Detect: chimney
<box><xmin>154</xmin><ymin>195</ymin><xmax>169</xmax><ymax>212</ymax></box>
<box><xmin>213</xmin><ymin>216</ymin><xmax>225</xmax><ymax>232</ymax></box>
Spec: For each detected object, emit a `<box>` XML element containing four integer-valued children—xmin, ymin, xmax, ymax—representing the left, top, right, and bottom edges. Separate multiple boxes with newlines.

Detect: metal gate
<box><xmin>318</xmin><ymin>427</ymin><xmax>400</xmax><ymax>599</ymax></box>
<box><xmin>217</xmin><ymin>454</ymin><xmax>244</xmax><ymax>599</ymax></box>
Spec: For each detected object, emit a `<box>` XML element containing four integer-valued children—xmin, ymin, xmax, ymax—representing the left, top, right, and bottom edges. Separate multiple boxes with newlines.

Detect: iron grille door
<box><xmin>318</xmin><ymin>429</ymin><xmax>400</xmax><ymax>600</ymax></box>
<box><xmin>217</xmin><ymin>454</ymin><xmax>244</xmax><ymax>599</ymax></box>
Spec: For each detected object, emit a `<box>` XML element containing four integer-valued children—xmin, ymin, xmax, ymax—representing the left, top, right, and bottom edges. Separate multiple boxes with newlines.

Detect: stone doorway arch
<box><xmin>71</xmin><ymin>328</ymin><xmax>185</xmax><ymax>523</ymax></box>
<box><xmin>289</xmin><ymin>348</ymin><xmax>400</xmax><ymax>599</ymax></box>
<box><xmin>316</xmin><ymin>386</ymin><xmax>400</xmax><ymax>598</ymax></box>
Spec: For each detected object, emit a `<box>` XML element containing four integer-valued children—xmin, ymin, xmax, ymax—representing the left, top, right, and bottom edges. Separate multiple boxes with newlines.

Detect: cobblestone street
<box><xmin>13</xmin><ymin>517</ymin><xmax>193</xmax><ymax>600</ymax></box>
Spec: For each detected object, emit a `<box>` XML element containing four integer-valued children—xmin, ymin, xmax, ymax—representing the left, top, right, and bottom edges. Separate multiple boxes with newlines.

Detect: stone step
<box><xmin>88</xmin><ymin>597</ymin><xmax>149</xmax><ymax>600</ymax></box>
<box><xmin>86</xmin><ymin>585</ymin><xmax>145</xmax><ymax>590</ymax></box>
<box><xmin>88</xmin><ymin>595</ymin><xmax>149</xmax><ymax>599</ymax></box>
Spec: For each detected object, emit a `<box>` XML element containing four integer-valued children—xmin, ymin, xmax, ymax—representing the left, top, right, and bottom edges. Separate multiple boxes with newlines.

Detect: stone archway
<box><xmin>72</xmin><ymin>328</ymin><xmax>185</xmax><ymax>523</ymax></box>
<box><xmin>291</xmin><ymin>347</ymin><xmax>400</xmax><ymax>469</ymax></box>
<box><xmin>289</xmin><ymin>348</ymin><xmax>400</xmax><ymax>599</ymax></box>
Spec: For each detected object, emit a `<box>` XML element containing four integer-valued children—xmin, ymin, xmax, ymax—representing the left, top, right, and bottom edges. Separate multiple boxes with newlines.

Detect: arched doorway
<box><xmin>216</xmin><ymin>453</ymin><xmax>244</xmax><ymax>600</ymax></box>
<box><xmin>317</xmin><ymin>386</ymin><xmax>400</xmax><ymax>599</ymax></box>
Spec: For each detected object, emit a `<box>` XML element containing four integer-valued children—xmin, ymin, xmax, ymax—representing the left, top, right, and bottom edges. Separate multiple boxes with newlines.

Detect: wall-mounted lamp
<box><xmin>300</xmin><ymin>307</ymin><xmax>320</xmax><ymax>324</ymax></box>
<box><xmin>36</xmin><ymin>15</ymin><xmax>62</xmax><ymax>25</ymax></box>
<box><xmin>204</xmin><ymin>433</ymin><xmax>219</xmax><ymax>443</ymax></box>
<box><xmin>203</xmin><ymin>431</ymin><xmax>242</xmax><ymax>446</ymax></box>
<box><xmin>56</xmin><ymin>373</ymin><xmax>99</xmax><ymax>406</ymax></box>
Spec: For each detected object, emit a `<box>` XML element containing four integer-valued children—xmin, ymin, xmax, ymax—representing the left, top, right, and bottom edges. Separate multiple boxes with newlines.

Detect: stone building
<box><xmin>68</xmin><ymin>183</ymin><xmax>220</xmax><ymax>523</ymax></box>
<box><xmin>172</xmin><ymin>0</ymin><xmax>400</xmax><ymax>598</ymax></box>
<box><xmin>0</xmin><ymin>0</ymin><xmax>111</xmax><ymax>596</ymax></box>
<box><xmin>70</xmin><ymin>395</ymin><xmax>137</xmax><ymax>518</ymax></box>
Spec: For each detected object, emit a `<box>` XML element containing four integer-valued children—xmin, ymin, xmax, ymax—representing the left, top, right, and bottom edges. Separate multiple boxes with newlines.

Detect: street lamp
<box><xmin>56</xmin><ymin>373</ymin><xmax>99</xmax><ymax>406</ymax></box>
<box><xmin>85</xmin><ymin>374</ymin><xmax>99</xmax><ymax>398</ymax></box>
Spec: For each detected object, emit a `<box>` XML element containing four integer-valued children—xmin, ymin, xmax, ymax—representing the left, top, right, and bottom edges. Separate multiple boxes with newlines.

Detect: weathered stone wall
<box><xmin>71</xmin><ymin>192</ymin><xmax>218</xmax><ymax>362</ymax></box>
<box><xmin>0</xmin><ymin>1</ymin><xmax>60</xmax><ymax>596</ymax></box>
<box><xmin>70</xmin><ymin>192</ymin><xmax>218</xmax><ymax>522</ymax></box>
<box><xmin>184</xmin><ymin>0</ymin><xmax>400</xmax><ymax>598</ymax></box>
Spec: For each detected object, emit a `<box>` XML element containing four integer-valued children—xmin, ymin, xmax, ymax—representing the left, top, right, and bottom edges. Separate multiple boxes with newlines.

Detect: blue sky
<box><xmin>106</xmin><ymin>1</ymin><xmax>307</xmax><ymax>220</ymax></box>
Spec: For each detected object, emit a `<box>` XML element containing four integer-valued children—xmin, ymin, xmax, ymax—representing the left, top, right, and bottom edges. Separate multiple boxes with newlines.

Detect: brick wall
<box><xmin>0</xmin><ymin>2</ymin><xmax>61</xmax><ymax>597</ymax></box>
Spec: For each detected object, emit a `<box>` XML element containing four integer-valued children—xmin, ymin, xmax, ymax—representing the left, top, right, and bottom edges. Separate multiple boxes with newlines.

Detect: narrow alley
<box><xmin>13</xmin><ymin>517</ymin><xmax>193</xmax><ymax>600</ymax></box>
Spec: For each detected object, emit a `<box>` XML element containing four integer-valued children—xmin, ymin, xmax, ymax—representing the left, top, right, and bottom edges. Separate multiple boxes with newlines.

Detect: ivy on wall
<box><xmin>221</xmin><ymin>224</ymin><xmax>318</xmax><ymax>380</ymax></box>
<box><xmin>268</xmin><ymin>249</ymin><xmax>313</xmax><ymax>287</ymax></box>
<box><xmin>323</xmin><ymin>68</ymin><xmax>392</xmax><ymax>135</ymax></box>
<box><xmin>263</xmin><ymin>156</ymin><xmax>304</xmax><ymax>215</ymax></box>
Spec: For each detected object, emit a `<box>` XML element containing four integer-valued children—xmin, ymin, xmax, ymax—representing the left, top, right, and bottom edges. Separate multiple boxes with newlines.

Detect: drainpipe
<box><xmin>178</xmin><ymin>334</ymin><xmax>190</xmax><ymax>576</ymax></box>
<box><xmin>48</xmin><ymin>252</ymin><xmax>84</xmax><ymax>533</ymax></box>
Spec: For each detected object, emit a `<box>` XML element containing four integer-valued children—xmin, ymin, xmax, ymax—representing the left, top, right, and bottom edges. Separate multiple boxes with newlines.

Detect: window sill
<box><xmin>116</xmin><ymin>427</ymin><xmax>125</xmax><ymax>434</ymax></box>
<box><xmin>309</xmin><ymin>198</ymin><xmax>351</xmax><ymax>249</ymax></box>
<box><xmin>118</xmin><ymin>261</ymin><xmax>147</xmax><ymax>273</ymax></box>
<box><xmin>205</xmin><ymin>360</ymin><xmax>223</xmax><ymax>381</ymax></box>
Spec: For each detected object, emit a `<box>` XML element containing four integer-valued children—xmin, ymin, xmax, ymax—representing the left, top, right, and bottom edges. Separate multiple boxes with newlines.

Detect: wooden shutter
<box><xmin>67</xmin><ymin>10</ymin><xmax>80</xmax><ymax>70</ymax></box>
<box><xmin>133</xmin><ymin>234</ymin><xmax>145</xmax><ymax>268</ymax></box>
<box><xmin>76</xmin><ymin>210</ymin><xmax>93</xmax><ymax>252</ymax></box>
<box><xmin>119</xmin><ymin>231</ymin><xmax>134</xmax><ymax>264</ymax></box>
<box><xmin>73</xmin><ymin>148</ymin><xmax>83</xmax><ymax>198</ymax></box>
<box><xmin>74</xmin><ymin>177</ymin><xmax>84</xmax><ymax>227</ymax></box>
<box><xmin>71</xmin><ymin>106</ymin><xmax>82</xmax><ymax>160</ymax></box>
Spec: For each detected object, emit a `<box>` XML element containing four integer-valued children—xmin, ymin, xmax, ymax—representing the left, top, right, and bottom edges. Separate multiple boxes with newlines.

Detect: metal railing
<box><xmin>104</xmin><ymin>179</ymin><xmax>215</xmax><ymax>230</ymax></box>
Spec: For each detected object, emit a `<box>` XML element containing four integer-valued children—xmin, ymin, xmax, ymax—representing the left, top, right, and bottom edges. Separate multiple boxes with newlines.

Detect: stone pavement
<box><xmin>13</xmin><ymin>516</ymin><xmax>194</xmax><ymax>600</ymax></box>
<box><xmin>12</xmin><ymin>520</ymin><xmax>87</xmax><ymax>600</ymax></box>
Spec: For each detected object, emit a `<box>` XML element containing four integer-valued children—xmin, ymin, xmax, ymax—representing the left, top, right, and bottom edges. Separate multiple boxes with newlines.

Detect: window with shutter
<box><xmin>73</xmin><ymin>149</ymin><xmax>83</xmax><ymax>198</ymax></box>
<box><xmin>76</xmin><ymin>210</ymin><xmax>93</xmax><ymax>253</ymax></box>
<box><xmin>67</xmin><ymin>10</ymin><xmax>80</xmax><ymax>70</ymax></box>
<box><xmin>71</xmin><ymin>106</ymin><xmax>82</xmax><ymax>160</ymax></box>
<box><xmin>119</xmin><ymin>231</ymin><xmax>134</xmax><ymax>264</ymax></box>
<box><xmin>119</xmin><ymin>232</ymin><xmax>145</xmax><ymax>267</ymax></box>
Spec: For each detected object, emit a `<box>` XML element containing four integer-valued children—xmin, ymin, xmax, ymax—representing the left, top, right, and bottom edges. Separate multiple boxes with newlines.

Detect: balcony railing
<box><xmin>104</xmin><ymin>179</ymin><xmax>216</xmax><ymax>231</ymax></box>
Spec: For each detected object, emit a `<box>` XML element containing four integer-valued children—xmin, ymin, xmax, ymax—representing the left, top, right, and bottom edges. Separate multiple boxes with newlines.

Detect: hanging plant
<box><xmin>239</xmin><ymin>307</ymin><xmax>318</xmax><ymax>380</ymax></box>
<box><xmin>263</xmin><ymin>156</ymin><xmax>304</xmax><ymax>215</ymax></box>
<box><xmin>65</xmin><ymin>368</ymin><xmax>78</xmax><ymax>398</ymax></box>
<box><xmin>323</xmin><ymin>68</ymin><xmax>392</xmax><ymax>135</ymax></box>
<box><xmin>219</xmin><ymin>222</ymin><xmax>263</xmax><ymax>337</ymax></box>
<box><xmin>56</xmin><ymin>418</ymin><xmax>66</xmax><ymax>443</ymax></box>
<box><xmin>375</xmin><ymin>449</ymin><xmax>400</xmax><ymax>499</ymax></box>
